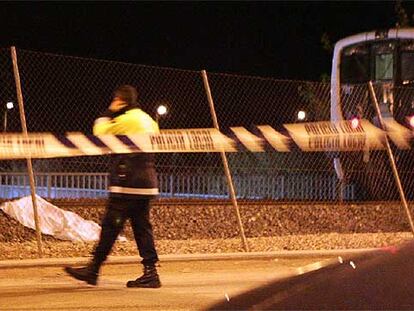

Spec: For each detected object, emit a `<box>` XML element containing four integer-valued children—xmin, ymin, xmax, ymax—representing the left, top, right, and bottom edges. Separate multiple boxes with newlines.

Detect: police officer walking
<box><xmin>64</xmin><ymin>85</ymin><xmax>161</xmax><ymax>288</ymax></box>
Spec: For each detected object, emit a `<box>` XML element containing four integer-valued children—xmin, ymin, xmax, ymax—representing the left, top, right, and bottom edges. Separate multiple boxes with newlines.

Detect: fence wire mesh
<box><xmin>337</xmin><ymin>82</ymin><xmax>414</xmax><ymax>201</ymax></box>
<box><xmin>5</xmin><ymin>49</ymin><xmax>225</xmax><ymax>200</ymax></box>
<box><xmin>0</xmin><ymin>48</ymin><xmax>352</xmax><ymax>202</ymax></box>
<box><xmin>206</xmin><ymin>73</ymin><xmax>338</xmax><ymax>200</ymax></box>
<box><xmin>0</xmin><ymin>48</ymin><xmax>413</xmax><ymax>260</ymax></box>
<box><xmin>1</xmin><ymin>49</ymin><xmax>413</xmax><ymax>201</ymax></box>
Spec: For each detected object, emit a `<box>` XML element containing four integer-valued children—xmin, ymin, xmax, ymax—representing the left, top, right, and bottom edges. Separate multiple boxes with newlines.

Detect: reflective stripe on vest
<box><xmin>109</xmin><ymin>186</ymin><xmax>159</xmax><ymax>195</ymax></box>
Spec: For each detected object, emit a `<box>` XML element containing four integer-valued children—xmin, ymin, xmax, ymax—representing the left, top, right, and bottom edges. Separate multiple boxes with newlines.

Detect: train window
<box><xmin>340</xmin><ymin>45</ymin><xmax>370</xmax><ymax>83</ymax></box>
<box><xmin>401</xmin><ymin>52</ymin><xmax>414</xmax><ymax>82</ymax></box>
<box><xmin>401</xmin><ymin>41</ymin><xmax>414</xmax><ymax>82</ymax></box>
<box><xmin>375</xmin><ymin>53</ymin><xmax>393</xmax><ymax>80</ymax></box>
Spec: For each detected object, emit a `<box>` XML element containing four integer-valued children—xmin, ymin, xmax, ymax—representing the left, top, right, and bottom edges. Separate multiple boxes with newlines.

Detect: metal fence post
<box><xmin>368</xmin><ymin>81</ymin><xmax>414</xmax><ymax>236</ymax></box>
<box><xmin>11</xmin><ymin>46</ymin><xmax>43</xmax><ymax>257</ymax></box>
<box><xmin>201</xmin><ymin>70</ymin><xmax>249</xmax><ymax>252</ymax></box>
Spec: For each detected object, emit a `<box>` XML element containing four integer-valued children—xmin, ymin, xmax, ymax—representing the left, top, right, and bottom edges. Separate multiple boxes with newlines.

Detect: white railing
<box><xmin>0</xmin><ymin>172</ymin><xmax>354</xmax><ymax>200</ymax></box>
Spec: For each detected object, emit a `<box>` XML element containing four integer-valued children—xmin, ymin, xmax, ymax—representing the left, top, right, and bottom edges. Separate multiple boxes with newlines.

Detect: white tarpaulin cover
<box><xmin>0</xmin><ymin>195</ymin><xmax>126</xmax><ymax>242</ymax></box>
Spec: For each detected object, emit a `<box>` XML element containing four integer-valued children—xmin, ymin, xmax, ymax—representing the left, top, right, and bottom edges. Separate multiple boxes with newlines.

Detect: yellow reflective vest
<box><xmin>93</xmin><ymin>108</ymin><xmax>159</xmax><ymax>198</ymax></box>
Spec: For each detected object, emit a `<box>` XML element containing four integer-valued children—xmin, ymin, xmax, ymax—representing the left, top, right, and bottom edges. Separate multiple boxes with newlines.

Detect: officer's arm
<box><xmin>94</xmin><ymin>109</ymin><xmax>160</xmax><ymax>135</ymax></box>
<box><xmin>93</xmin><ymin>112</ymin><xmax>116</xmax><ymax>135</ymax></box>
<box><xmin>93</xmin><ymin>99</ymin><xmax>129</xmax><ymax>135</ymax></box>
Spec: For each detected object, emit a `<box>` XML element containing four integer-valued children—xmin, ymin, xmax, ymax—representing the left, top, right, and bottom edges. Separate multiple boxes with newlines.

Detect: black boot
<box><xmin>64</xmin><ymin>264</ymin><xmax>99</xmax><ymax>286</ymax></box>
<box><xmin>126</xmin><ymin>265</ymin><xmax>161</xmax><ymax>288</ymax></box>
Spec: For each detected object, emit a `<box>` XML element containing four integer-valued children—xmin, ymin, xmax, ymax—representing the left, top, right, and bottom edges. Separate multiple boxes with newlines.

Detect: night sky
<box><xmin>2</xmin><ymin>1</ymin><xmax>414</xmax><ymax>81</ymax></box>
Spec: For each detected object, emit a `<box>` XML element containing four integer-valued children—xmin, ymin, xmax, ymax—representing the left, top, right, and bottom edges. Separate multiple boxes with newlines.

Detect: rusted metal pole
<box><xmin>11</xmin><ymin>46</ymin><xmax>43</xmax><ymax>256</ymax></box>
<box><xmin>368</xmin><ymin>81</ymin><xmax>414</xmax><ymax>236</ymax></box>
<box><xmin>201</xmin><ymin>70</ymin><xmax>249</xmax><ymax>252</ymax></box>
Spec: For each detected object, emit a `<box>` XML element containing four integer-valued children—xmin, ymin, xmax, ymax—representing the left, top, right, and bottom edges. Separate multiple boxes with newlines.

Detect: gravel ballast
<box><xmin>1</xmin><ymin>199</ymin><xmax>413</xmax><ymax>260</ymax></box>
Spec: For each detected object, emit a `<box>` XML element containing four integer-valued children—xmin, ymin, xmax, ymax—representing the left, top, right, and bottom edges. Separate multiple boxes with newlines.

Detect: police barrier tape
<box><xmin>0</xmin><ymin>119</ymin><xmax>411</xmax><ymax>160</ymax></box>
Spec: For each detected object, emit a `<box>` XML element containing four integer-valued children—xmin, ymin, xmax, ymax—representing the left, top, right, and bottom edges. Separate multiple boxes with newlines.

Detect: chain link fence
<box><xmin>335</xmin><ymin>82</ymin><xmax>414</xmax><ymax>201</ymax></box>
<box><xmin>1</xmin><ymin>48</ymin><xmax>413</xmax><ymax>201</ymax></box>
<box><xmin>207</xmin><ymin>73</ymin><xmax>340</xmax><ymax>201</ymax></box>
<box><xmin>0</xmin><ymin>48</ymin><xmax>352</xmax><ymax>201</ymax></box>
<box><xmin>0</xmin><ymin>48</ymin><xmax>413</xmax><ymax>259</ymax></box>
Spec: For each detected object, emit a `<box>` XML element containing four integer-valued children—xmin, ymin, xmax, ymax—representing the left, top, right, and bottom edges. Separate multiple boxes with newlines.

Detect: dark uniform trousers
<box><xmin>92</xmin><ymin>196</ymin><xmax>159</xmax><ymax>268</ymax></box>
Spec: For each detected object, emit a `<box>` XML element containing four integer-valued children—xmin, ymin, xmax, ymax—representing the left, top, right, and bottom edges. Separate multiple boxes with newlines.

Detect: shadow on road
<box><xmin>208</xmin><ymin>241</ymin><xmax>414</xmax><ymax>310</ymax></box>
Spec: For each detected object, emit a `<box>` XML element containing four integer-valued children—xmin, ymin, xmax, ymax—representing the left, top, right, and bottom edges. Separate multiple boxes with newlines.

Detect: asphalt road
<box><xmin>0</xmin><ymin>257</ymin><xmax>333</xmax><ymax>310</ymax></box>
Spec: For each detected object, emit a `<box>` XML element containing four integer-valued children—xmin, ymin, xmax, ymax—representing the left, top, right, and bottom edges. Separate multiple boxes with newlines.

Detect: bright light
<box><xmin>157</xmin><ymin>104</ymin><xmax>167</xmax><ymax>116</ymax></box>
<box><xmin>408</xmin><ymin>115</ymin><xmax>414</xmax><ymax>128</ymax></box>
<box><xmin>351</xmin><ymin>117</ymin><xmax>360</xmax><ymax>129</ymax></box>
<box><xmin>6</xmin><ymin>102</ymin><xmax>14</xmax><ymax>110</ymax></box>
<box><xmin>297</xmin><ymin>110</ymin><xmax>306</xmax><ymax>121</ymax></box>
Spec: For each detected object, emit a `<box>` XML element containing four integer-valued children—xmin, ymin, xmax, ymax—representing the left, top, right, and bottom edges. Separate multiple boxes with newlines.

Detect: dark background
<box><xmin>1</xmin><ymin>1</ymin><xmax>413</xmax><ymax>81</ymax></box>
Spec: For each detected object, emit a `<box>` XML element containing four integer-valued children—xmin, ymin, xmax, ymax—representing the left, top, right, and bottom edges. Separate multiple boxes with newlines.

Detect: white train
<box><xmin>330</xmin><ymin>28</ymin><xmax>414</xmax><ymax>200</ymax></box>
